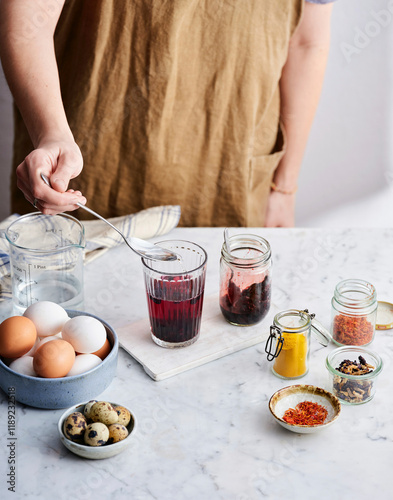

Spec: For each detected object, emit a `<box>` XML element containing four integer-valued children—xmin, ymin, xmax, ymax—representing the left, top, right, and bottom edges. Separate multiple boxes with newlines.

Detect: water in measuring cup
<box><xmin>12</xmin><ymin>272</ymin><xmax>84</xmax><ymax>315</ymax></box>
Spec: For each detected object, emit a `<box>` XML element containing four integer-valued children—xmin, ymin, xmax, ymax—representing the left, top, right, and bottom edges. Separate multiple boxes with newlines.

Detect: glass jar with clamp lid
<box><xmin>265</xmin><ymin>309</ymin><xmax>331</xmax><ymax>379</ymax></box>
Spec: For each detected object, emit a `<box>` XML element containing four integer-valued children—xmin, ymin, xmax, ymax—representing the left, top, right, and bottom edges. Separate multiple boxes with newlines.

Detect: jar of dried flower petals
<box><xmin>331</xmin><ymin>279</ymin><xmax>377</xmax><ymax>346</ymax></box>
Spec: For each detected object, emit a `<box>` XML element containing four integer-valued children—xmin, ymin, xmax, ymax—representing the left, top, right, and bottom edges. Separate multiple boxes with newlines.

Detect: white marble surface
<box><xmin>118</xmin><ymin>294</ymin><xmax>278</xmax><ymax>381</ymax></box>
<box><xmin>0</xmin><ymin>227</ymin><xmax>392</xmax><ymax>500</ymax></box>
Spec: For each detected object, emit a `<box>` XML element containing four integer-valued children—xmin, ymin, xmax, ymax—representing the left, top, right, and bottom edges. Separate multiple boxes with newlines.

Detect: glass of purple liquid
<box><xmin>142</xmin><ymin>240</ymin><xmax>208</xmax><ymax>348</ymax></box>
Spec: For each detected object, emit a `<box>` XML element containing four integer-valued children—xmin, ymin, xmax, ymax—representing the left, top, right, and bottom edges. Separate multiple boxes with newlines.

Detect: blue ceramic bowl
<box><xmin>0</xmin><ymin>310</ymin><xmax>118</xmax><ymax>409</ymax></box>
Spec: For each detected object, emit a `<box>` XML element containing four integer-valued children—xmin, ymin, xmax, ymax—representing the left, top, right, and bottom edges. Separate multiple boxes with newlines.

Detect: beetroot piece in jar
<box><xmin>220</xmin><ymin>275</ymin><xmax>271</xmax><ymax>325</ymax></box>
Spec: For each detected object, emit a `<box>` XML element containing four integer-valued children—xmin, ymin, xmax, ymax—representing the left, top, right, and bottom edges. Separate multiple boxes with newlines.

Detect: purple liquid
<box><xmin>147</xmin><ymin>276</ymin><xmax>204</xmax><ymax>344</ymax></box>
<box><xmin>220</xmin><ymin>275</ymin><xmax>271</xmax><ymax>325</ymax></box>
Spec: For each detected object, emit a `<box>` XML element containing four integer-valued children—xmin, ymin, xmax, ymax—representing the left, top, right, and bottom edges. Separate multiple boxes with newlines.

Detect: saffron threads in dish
<box><xmin>282</xmin><ymin>400</ymin><xmax>328</xmax><ymax>426</ymax></box>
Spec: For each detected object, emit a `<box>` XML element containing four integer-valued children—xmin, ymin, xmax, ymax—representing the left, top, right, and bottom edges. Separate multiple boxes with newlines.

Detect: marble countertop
<box><xmin>0</xmin><ymin>227</ymin><xmax>392</xmax><ymax>500</ymax></box>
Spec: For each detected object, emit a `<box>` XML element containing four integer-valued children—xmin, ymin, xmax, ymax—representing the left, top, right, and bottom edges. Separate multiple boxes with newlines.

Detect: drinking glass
<box><xmin>142</xmin><ymin>240</ymin><xmax>207</xmax><ymax>348</ymax></box>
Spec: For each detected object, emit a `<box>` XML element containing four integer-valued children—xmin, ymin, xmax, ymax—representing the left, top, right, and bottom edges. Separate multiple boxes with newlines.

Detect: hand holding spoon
<box><xmin>40</xmin><ymin>174</ymin><xmax>178</xmax><ymax>261</ymax></box>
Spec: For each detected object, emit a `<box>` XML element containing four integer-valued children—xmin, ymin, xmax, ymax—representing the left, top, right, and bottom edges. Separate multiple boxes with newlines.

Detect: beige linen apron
<box><xmin>11</xmin><ymin>0</ymin><xmax>303</xmax><ymax>227</ymax></box>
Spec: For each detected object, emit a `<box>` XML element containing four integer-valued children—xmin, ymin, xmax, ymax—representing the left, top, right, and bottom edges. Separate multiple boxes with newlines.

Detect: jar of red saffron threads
<box><xmin>331</xmin><ymin>279</ymin><xmax>377</xmax><ymax>346</ymax></box>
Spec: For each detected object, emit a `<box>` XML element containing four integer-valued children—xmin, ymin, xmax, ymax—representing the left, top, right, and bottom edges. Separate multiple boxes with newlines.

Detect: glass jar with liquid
<box><xmin>219</xmin><ymin>234</ymin><xmax>272</xmax><ymax>326</ymax></box>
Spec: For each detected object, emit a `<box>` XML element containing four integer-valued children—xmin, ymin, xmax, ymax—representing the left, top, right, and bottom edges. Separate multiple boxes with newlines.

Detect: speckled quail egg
<box><xmin>63</xmin><ymin>412</ymin><xmax>87</xmax><ymax>442</ymax></box>
<box><xmin>83</xmin><ymin>400</ymin><xmax>98</xmax><ymax>420</ymax></box>
<box><xmin>114</xmin><ymin>405</ymin><xmax>131</xmax><ymax>426</ymax></box>
<box><xmin>84</xmin><ymin>422</ymin><xmax>109</xmax><ymax>446</ymax></box>
<box><xmin>107</xmin><ymin>423</ymin><xmax>129</xmax><ymax>444</ymax></box>
<box><xmin>90</xmin><ymin>401</ymin><xmax>118</xmax><ymax>425</ymax></box>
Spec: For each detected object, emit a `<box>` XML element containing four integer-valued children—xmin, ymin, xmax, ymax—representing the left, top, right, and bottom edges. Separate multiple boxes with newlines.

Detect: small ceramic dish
<box><xmin>269</xmin><ymin>384</ymin><xmax>341</xmax><ymax>434</ymax></box>
<box><xmin>58</xmin><ymin>401</ymin><xmax>137</xmax><ymax>459</ymax></box>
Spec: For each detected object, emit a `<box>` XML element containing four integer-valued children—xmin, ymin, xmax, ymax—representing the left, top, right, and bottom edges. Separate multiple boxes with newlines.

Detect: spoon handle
<box><xmin>224</xmin><ymin>227</ymin><xmax>231</xmax><ymax>254</ymax></box>
<box><xmin>75</xmin><ymin>202</ymin><xmax>130</xmax><ymax>246</ymax></box>
<box><xmin>40</xmin><ymin>173</ymin><xmax>178</xmax><ymax>261</ymax></box>
<box><xmin>40</xmin><ymin>173</ymin><xmax>136</xmax><ymax>254</ymax></box>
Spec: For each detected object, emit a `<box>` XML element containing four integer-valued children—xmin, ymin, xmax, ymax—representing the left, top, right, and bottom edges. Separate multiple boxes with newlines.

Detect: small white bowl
<box><xmin>269</xmin><ymin>384</ymin><xmax>341</xmax><ymax>434</ymax></box>
<box><xmin>58</xmin><ymin>401</ymin><xmax>137</xmax><ymax>459</ymax></box>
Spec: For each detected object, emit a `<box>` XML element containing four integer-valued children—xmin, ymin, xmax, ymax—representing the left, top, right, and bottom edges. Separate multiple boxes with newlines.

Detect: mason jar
<box><xmin>331</xmin><ymin>279</ymin><xmax>377</xmax><ymax>346</ymax></box>
<box><xmin>265</xmin><ymin>309</ymin><xmax>331</xmax><ymax>379</ymax></box>
<box><xmin>219</xmin><ymin>234</ymin><xmax>271</xmax><ymax>326</ymax></box>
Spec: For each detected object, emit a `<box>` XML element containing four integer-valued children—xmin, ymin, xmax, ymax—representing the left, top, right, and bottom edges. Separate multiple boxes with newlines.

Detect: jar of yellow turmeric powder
<box><xmin>265</xmin><ymin>309</ymin><xmax>331</xmax><ymax>379</ymax></box>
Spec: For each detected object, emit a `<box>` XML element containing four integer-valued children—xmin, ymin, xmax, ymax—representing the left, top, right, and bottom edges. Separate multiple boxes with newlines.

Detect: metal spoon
<box><xmin>40</xmin><ymin>173</ymin><xmax>178</xmax><ymax>261</ymax></box>
<box><xmin>224</xmin><ymin>227</ymin><xmax>232</xmax><ymax>255</ymax></box>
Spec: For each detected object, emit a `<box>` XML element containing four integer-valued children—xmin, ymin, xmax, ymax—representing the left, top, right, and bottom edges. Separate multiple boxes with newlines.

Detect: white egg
<box><xmin>9</xmin><ymin>356</ymin><xmax>36</xmax><ymax>377</ymax></box>
<box><xmin>23</xmin><ymin>301</ymin><xmax>69</xmax><ymax>337</ymax></box>
<box><xmin>66</xmin><ymin>354</ymin><xmax>102</xmax><ymax>376</ymax></box>
<box><xmin>36</xmin><ymin>334</ymin><xmax>62</xmax><ymax>350</ymax></box>
<box><xmin>23</xmin><ymin>336</ymin><xmax>41</xmax><ymax>357</ymax></box>
<box><xmin>61</xmin><ymin>316</ymin><xmax>106</xmax><ymax>353</ymax></box>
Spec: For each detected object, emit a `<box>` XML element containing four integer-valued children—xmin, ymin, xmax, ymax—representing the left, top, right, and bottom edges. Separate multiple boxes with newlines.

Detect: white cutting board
<box><xmin>117</xmin><ymin>294</ymin><xmax>277</xmax><ymax>381</ymax></box>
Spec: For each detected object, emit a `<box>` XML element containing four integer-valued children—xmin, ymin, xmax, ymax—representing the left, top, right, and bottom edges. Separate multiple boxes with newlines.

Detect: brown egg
<box><xmin>91</xmin><ymin>338</ymin><xmax>111</xmax><ymax>360</ymax></box>
<box><xmin>33</xmin><ymin>339</ymin><xmax>75</xmax><ymax>378</ymax></box>
<box><xmin>0</xmin><ymin>316</ymin><xmax>37</xmax><ymax>358</ymax></box>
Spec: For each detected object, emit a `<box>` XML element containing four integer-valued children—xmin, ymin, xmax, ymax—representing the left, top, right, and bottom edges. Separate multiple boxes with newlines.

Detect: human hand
<box><xmin>264</xmin><ymin>191</ymin><xmax>296</xmax><ymax>227</ymax></box>
<box><xmin>16</xmin><ymin>139</ymin><xmax>86</xmax><ymax>215</ymax></box>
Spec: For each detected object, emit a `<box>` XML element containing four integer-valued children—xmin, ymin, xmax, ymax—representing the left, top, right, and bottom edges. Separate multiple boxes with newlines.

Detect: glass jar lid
<box><xmin>275</xmin><ymin>309</ymin><xmax>331</xmax><ymax>346</ymax></box>
<box><xmin>376</xmin><ymin>301</ymin><xmax>393</xmax><ymax>330</ymax></box>
<box><xmin>309</xmin><ymin>316</ymin><xmax>331</xmax><ymax>347</ymax></box>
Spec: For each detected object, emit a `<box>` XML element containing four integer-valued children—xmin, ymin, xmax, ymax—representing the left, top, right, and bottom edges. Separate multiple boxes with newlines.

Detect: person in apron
<box><xmin>0</xmin><ymin>0</ymin><xmax>335</xmax><ymax>227</ymax></box>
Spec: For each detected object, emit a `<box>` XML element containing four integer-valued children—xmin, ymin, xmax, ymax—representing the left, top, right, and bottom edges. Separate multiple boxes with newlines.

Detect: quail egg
<box><xmin>63</xmin><ymin>412</ymin><xmax>87</xmax><ymax>442</ymax></box>
<box><xmin>83</xmin><ymin>400</ymin><xmax>98</xmax><ymax>420</ymax></box>
<box><xmin>107</xmin><ymin>423</ymin><xmax>129</xmax><ymax>444</ymax></box>
<box><xmin>114</xmin><ymin>405</ymin><xmax>131</xmax><ymax>426</ymax></box>
<box><xmin>90</xmin><ymin>401</ymin><xmax>118</xmax><ymax>425</ymax></box>
<box><xmin>84</xmin><ymin>422</ymin><xmax>109</xmax><ymax>446</ymax></box>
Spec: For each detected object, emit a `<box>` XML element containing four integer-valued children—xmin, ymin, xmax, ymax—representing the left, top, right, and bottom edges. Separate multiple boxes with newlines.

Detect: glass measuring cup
<box><xmin>5</xmin><ymin>213</ymin><xmax>85</xmax><ymax>314</ymax></box>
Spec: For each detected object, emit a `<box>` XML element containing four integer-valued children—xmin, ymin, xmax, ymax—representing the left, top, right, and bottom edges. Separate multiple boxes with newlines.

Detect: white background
<box><xmin>0</xmin><ymin>0</ymin><xmax>392</xmax><ymax>226</ymax></box>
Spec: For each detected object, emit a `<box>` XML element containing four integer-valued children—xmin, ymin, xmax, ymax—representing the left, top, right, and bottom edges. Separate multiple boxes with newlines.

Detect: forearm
<box><xmin>0</xmin><ymin>0</ymin><xmax>70</xmax><ymax>147</ymax></box>
<box><xmin>274</xmin><ymin>3</ymin><xmax>333</xmax><ymax>190</ymax></box>
<box><xmin>0</xmin><ymin>0</ymin><xmax>84</xmax><ymax>213</ymax></box>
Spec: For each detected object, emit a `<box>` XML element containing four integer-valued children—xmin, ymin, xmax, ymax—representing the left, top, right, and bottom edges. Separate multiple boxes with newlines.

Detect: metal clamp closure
<box><xmin>265</xmin><ymin>325</ymin><xmax>284</xmax><ymax>361</ymax></box>
<box><xmin>302</xmin><ymin>309</ymin><xmax>315</xmax><ymax>320</ymax></box>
